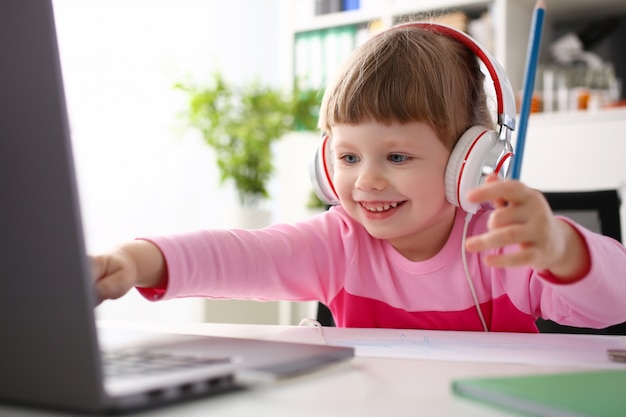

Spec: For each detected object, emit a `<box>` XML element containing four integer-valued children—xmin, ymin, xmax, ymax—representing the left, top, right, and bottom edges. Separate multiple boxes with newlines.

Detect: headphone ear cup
<box><xmin>309</xmin><ymin>134</ymin><xmax>340</xmax><ymax>205</ymax></box>
<box><xmin>445</xmin><ymin>126</ymin><xmax>498</xmax><ymax>214</ymax></box>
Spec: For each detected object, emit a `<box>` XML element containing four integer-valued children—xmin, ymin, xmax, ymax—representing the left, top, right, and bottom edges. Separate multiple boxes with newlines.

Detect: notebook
<box><xmin>0</xmin><ymin>1</ymin><xmax>354</xmax><ymax>414</ymax></box>
<box><xmin>452</xmin><ymin>369</ymin><xmax>626</xmax><ymax>417</ymax></box>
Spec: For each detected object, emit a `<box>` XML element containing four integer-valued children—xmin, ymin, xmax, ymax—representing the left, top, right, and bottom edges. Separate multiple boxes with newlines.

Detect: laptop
<box><xmin>0</xmin><ymin>1</ymin><xmax>354</xmax><ymax>414</ymax></box>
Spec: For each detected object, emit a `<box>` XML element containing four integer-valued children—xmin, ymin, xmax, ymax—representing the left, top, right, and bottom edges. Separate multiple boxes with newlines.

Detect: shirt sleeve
<box><xmin>134</xmin><ymin>208</ymin><xmax>354</xmax><ymax>304</ymax></box>
<box><xmin>527</xmin><ymin>217</ymin><xmax>626</xmax><ymax>328</ymax></box>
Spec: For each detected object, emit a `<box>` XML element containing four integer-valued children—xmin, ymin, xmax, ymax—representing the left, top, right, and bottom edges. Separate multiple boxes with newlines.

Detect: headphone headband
<box><xmin>394</xmin><ymin>22</ymin><xmax>516</xmax><ymax>132</ymax></box>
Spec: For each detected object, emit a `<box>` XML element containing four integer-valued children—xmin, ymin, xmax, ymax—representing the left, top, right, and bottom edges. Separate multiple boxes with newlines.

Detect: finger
<box><xmin>465</xmin><ymin>224</ymin><xmax>528</xmax><ymax>253</ymax></box>
<box><xmin>90</xmin><ymin>255</ymin><xmax>105</xmax><ymax>281</ymax></box>
<box><xmin>486</xmin><ymin>204</ymin><xmax>535</xmax><ymax>231</ymax></box>
<box><xmin>481</xmin><ymin>245</ymin><xmax>546</xmax><ymax>269</ymax></box>
<box><xmin>467</xmin><ymin>177</ymin><xmax>526</xmax><ymax>207</ymax></box>
<box><xmin>93</xmin><ymin>253</ymin><xmax>136</xmax><ymax>300</ymax></box>
<box><xmin>95</xmin><ymin>270</ymin><xmax>134</xmax><ymax>301</ymax></box>
<box><xmin>484</xmin><ymin>174</ymin><xmax>507</xmax><ymax>209</ymax></box>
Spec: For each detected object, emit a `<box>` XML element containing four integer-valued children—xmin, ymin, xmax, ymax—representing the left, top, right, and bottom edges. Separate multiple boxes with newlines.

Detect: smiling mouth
<box><xmin>360</xmin><ymin>201</ymin><xmax>404</xmax><ymax>212</ymax></box>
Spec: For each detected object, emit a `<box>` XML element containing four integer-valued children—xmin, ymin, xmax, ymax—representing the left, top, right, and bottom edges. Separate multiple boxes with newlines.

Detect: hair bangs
<box><xmin>319</xmin><ymin>24</ymin><xmax>493</xmax><ymax>149</ymax></box>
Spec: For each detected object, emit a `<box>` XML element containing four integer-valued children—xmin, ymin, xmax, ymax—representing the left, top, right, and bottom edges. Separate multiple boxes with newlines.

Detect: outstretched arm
<box><xmin>464</xmin><ymin>174</ymin><xmax>590</xmax><ymax>281</ymax></box>
<box><xmin>92</xmin><ymin>240</ymin><xmax>167</xmax><ymax>303</ymax></box>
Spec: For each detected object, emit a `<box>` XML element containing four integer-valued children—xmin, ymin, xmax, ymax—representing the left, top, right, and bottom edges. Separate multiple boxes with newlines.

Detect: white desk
<box><xmin>1</xmin><ymin>321</ymin><xmax>624</xmax><ymax>417</ymax></box>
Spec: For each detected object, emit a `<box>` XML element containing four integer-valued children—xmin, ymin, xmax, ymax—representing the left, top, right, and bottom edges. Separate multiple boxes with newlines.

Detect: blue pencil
<box><xmin>509</xmin><ymin>0</ymin><xmax>545</xmax><ymax>180</ymax></box>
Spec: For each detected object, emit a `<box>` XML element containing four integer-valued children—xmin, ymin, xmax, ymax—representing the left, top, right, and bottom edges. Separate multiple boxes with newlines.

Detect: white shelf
<box><xmin>293</xmin><ymin>0</ymin><xmax>492</xmax><ymax>33</ymax></box>
<box><xmin>290</xmin><ymin>0</ymin><xmax>626</xmax><ymax>91</ymax></box>
<box><xmin>529</xmin><ymin>107</ymin><xmax>626</xmax><ymax>128</ymax></box>
<box><xmin>294</xmin><ymin>8</ymin><xmax>384</xmax><ymax>33</ymax></box>
<box><xmin>539</xmin><ymin>0</ymin><xmax>626</xmax><ymax>20</ymax></box>
<box><xmin>297</xmin><ymin>0</ymin><xmax>626</xmax><ymax>29</ymax></box>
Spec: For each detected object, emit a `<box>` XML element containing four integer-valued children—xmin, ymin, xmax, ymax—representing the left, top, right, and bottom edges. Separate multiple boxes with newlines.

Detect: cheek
<box><xmin>400</xmin><ymin>165</ymin><xmax>448</xmax><ymax>198</ymax></box>
<box><xmin>425</xmin><ymin>175</ymin><xmax>448</xmax><ymax>198</ymax></box>
<box><xmin>400</xmin><ymin>172</ymin><xmax>431</xmax><ymax>192</ymax></box>
<box><xmin>331</xmin><ymin>168</ymin><xmax>353</xmax><ymax>198</ymax></box>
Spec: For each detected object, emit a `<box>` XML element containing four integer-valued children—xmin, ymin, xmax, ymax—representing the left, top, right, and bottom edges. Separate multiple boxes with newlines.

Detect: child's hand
<box><xmin>91</xmin><ymin>250</ymin><xmax>140</xmax><ymax>304</ymax></box>
<box><xmin>91</xmin><ymin>240</ymin><xmax>166</xmax><ymax>304</ymax></box>
<box><xmin>464</xmin><ymin>174</ymin><xmax>590</xmax><ymax>281</ymax></box>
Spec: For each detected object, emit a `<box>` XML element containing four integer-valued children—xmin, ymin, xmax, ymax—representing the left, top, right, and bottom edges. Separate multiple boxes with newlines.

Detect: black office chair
<box><xmin>317</xmin><ymin>303</ymin><xmax>335</xmax><ymax>327</ymax></box>
<box><xmin>536</xmin><ymin>189</ymin><xmax>626</xmax><ymax>335</ymax></box>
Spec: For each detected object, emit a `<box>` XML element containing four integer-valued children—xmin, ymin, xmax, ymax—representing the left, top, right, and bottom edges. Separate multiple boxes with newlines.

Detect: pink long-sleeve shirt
<box><xmin>139</xmin><ymin>206</ymin><xmax>626</xmax><ymax>332</ymax></box>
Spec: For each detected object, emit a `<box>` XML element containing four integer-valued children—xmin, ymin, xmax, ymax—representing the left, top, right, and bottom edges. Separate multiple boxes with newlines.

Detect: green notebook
<box><xmin>452</xmin><ymin>369</ymin><xmax>626</xmax><ymax>417</ymax></box>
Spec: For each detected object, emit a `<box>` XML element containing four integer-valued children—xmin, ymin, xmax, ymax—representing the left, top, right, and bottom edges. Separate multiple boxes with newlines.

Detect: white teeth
<box><xmin>365</xmin><ymin>202</ymin><xmax>398</xmax><ymax>212</ymax></box>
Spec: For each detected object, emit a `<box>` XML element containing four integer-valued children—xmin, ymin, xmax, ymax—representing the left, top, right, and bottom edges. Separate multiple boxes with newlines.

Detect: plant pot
<box><xmin>225</xmin><ymin>206</ymin><xmax>272</xmax><ymax>229</ymax></box>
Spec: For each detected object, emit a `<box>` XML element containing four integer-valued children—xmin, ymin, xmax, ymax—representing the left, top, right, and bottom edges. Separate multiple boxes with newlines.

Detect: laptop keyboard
<box><xmin>102</xmin><ymin>349</ymin><xmax>231</xmax><ymax>378</ymax></box>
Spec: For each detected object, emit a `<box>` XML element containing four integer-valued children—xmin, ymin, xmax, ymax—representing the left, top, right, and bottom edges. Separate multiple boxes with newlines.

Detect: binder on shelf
<box><xmin>294</xmin><ymin>30</ymin><xmax>325</xmax><ymax>90</ymax></box>
<box><xmin>322</xmin><ymin>26</ymin><xmax>357</xmax><ymax>86</ymax></box>
<box><xmin>294</xmin><ymin>25</ymin><xmax>357</xmax><ymax>91</ymax></box>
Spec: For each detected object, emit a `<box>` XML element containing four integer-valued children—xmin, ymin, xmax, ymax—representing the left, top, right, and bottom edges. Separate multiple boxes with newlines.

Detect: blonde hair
<box><xmin>318</xmin><ymin>23</ymin><xmax>494</xmax><ymax>150</ymax></box>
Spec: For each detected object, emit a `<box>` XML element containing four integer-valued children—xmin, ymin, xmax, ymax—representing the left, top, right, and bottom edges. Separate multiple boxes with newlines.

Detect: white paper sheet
<box><xmin>277</xmin><ymin>326</ymin><xmax>626</xmax><ymax>369</ymax></box>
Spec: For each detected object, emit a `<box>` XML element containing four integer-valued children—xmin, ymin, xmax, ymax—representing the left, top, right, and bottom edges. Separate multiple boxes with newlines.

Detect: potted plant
<box><xmin>176</xmin><ymin>73</ymin><xmax>320</xmax><ymax>211</ymax></box>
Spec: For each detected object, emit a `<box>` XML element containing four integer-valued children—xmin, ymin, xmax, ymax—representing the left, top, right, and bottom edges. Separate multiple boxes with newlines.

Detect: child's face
<box><xmin>331</xmin><ymin>120</ymin><xmax>457</xmax><ymax>259</ymax></box>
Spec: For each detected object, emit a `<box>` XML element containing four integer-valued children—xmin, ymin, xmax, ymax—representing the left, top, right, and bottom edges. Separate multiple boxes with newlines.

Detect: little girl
<box><xmin>94</xmin><ymin>22</ymin><xmax>626</xmax><ymax>332</ymax></box>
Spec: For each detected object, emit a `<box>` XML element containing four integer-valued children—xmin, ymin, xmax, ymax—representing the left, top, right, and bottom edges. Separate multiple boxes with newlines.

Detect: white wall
<box><xmin>517</xmin><ymin>108</ymin><xmax>626</xmax><ymax>241</ymax></box>
<box><xmin>52</xmin><ymin>0</ymin><xmax>291</xmax><ymax>322</ymax></box>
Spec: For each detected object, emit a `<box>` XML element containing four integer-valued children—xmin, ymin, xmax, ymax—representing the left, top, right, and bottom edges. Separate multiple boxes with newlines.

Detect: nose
<box><xmin>355</xmin><ymin>163</ymin><xmax>388</xmax><ymax>191</ymax></box>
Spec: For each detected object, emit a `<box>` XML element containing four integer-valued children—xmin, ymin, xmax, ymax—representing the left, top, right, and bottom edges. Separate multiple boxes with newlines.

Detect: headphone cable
<box><xmin>462</xmin><ymin>211</ymin><xmax>489</xmax><ymax>332</ymax></box>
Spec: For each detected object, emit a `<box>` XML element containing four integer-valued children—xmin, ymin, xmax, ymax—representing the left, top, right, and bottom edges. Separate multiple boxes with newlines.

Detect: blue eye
<box><xmin>389</xmin><ymin>154</ymin><xmax>409</xmax><ymax>163</ymax></box>
<box><xmin>341</xmin><ymin>154</ymin><xmax>359</xmax><ymax>164</ymax></box>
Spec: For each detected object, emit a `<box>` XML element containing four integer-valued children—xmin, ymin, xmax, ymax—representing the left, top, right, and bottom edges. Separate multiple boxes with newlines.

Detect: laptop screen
<box><xmin>0</xmin><ymin>0</ymin><xmax>106</xmax><ymax>409</ymax></box>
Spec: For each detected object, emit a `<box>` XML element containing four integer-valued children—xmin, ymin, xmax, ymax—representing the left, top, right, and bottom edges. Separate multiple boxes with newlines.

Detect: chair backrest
<box><xmin>537</xmin><ymin>189</ymin><xmax>625</xmax><ymax>335</ymax></box>
<box><xmin>316</xmin><ymin>302</ymin><xmax>336</xmax><ymax>327</ymax></box>
<box><xmin>542</xmin><ymin>189</ymin><xmax>622</xmax><ymax>243</ymax></box>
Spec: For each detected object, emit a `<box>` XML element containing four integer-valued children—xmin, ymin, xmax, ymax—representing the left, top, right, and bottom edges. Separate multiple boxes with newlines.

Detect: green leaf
<box><xmin>176</xmin><ymin>73</ymin><xmax>322</xmax><ymax>207</ymax></box>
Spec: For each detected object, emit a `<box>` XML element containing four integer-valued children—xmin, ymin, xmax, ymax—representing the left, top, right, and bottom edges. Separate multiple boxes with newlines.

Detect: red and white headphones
<box><xmin>309</xmin><ymin>22</ymin><xmax>517</xmax><ymax>214</ymax></box>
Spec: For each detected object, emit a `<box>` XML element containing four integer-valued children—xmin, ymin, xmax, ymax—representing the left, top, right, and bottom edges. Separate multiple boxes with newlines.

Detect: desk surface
<box><xmin>1</xmin><ymin>321</ymin><xmax>624</xmax><ymax>417</ymax></box>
